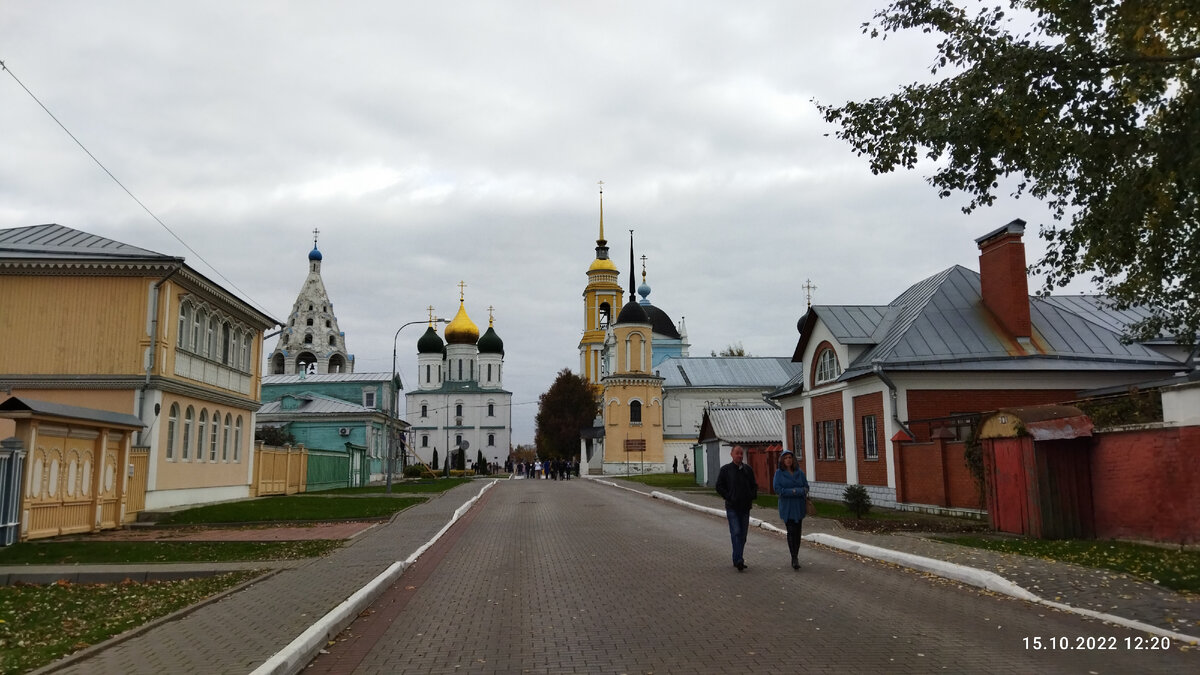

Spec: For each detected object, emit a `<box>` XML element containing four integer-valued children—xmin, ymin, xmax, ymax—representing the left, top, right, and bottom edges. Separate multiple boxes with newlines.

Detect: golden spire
<box><xmin>488</xmin><ymin>305</ymin><xmax>496</xmax><ymax>327</ymax></box>
<box><xmin>641</xmin><ymin>254</ymin><xmax>647</xmax><ymax>284</ymax></box>
<box><xmin>598</xmin><ymin>180</ymin><xmax>605</xmax><ymax>244</ymax></box>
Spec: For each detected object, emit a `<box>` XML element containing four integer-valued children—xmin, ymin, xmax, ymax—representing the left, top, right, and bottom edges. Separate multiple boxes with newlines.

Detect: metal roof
<box><xmin>830</xmin><ymin>265</ymin><xmax>1181</xmax><ymax>380</ymax></box>
<box><xmin>701</xmin><ymin>405</ymin><xmax>783</xmax><ymax>443</ymax></box>
<box><xmin>658</xmin><ymin>356</ymin><xmax>802</xmax><ymax>389</ymax></box>
<box><xmin>0</xmin><ymin>396</ymin><xmax>145</xmax><ymax>428</ymax></box>
<box><xmin>0</xmin><ymin>223</ymin><xmax>178</xmax><ymax>262</ymax></box>
<box><xmin>1038</xmin><ymin>295</ymin><xmax>1177</xmax><ymax>343</ymax></box>
<box><xmin>263</xmin><ymin>372</ymin><xmax>393</xmax><ymax>385</ymax></box>
<box><xmin>257</xmin><ymin>392</ymin><xmax>378</xmax><ymax>416</ymax></box>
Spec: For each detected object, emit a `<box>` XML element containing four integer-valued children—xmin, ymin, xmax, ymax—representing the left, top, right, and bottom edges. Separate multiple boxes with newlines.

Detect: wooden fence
<box><xmin>252</xmin><ymin>442</ymin><xmax>307</xmax><ymax>497</ymax></box>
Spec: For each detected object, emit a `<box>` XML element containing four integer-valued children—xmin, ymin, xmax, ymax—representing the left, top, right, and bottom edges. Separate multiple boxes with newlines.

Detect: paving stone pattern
<box><xmin>46</xmin><ymin>485</ymin><xmax>482</xmax><ymax>675</ymax></box>
<box><xmin>317</xmin><ymin>480</ymin><xmax>1196</xmax><ymax>674</ymax></box>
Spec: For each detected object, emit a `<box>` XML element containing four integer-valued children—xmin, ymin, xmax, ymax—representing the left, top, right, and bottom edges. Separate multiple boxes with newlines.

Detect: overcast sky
<box><xmin>1</xmin><ymin>2</ymin><xmax>1073</xmax><ymax>445</ymax></box>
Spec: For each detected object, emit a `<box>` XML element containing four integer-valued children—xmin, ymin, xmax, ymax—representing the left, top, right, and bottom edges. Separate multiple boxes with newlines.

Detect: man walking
<box><xmin>715</xmin><ymin>447</ymin><xmax>757</xmax><ymax>571</ymax></box>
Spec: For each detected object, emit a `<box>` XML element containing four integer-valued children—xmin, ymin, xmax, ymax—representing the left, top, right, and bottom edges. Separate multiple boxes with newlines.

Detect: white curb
<box><xmin>251</xmin><ymin>480</ymin><xmax>498</xmax><ymax>675</ymax></box>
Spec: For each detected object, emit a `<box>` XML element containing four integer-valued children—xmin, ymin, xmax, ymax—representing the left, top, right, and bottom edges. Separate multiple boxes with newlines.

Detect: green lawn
<box><xmin>940</xmin><ymin>536</ymin><xmax>1200</xmax><ymax>593</ymax></box>
<box><xmin>0</xmin><ymin>571</ymin><xmax>258</xmax><ymax>674</ymax></box>
<box><xmin>0</xmin><ymin>540</ymin><xmax>341</xmax><ymax>565</ymax></box>
<box><xmin>159</xmin><ymin>495</ymin><xmax>424</xmax><ymax>525</ymax></box>
<box><xmin>322</xmin><ymin>477</ymin><xmax>475</xmax><ymax>495</ymax></box>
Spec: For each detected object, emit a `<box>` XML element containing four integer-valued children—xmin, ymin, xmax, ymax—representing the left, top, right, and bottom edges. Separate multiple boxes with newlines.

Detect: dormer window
<box><xmin>815</xmin><ymin>348</ymin><xmax>840</xmax><ymax>384</ymax></box>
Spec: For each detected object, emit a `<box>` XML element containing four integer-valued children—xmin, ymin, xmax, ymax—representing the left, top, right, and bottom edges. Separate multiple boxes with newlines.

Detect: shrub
<box><xmin>403</xmin><ymin>465</ymin><xmax>424</xmax><ymax>478</ymax></box>
<box><xmin>843</xmin><ymin>484</ymin><xmax>872</xmax><ymax>519</ymax></box>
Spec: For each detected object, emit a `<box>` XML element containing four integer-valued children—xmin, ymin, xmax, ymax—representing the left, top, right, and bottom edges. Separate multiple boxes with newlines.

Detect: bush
<box><xmin>843</xmin><ymin>484</ymin><xmax>872</xmax><ymax>519</ymax></box>
<box><xmin>403</xmin><ymin>465</ymin><xmax>437</xmax><ymax>479</ymax></box>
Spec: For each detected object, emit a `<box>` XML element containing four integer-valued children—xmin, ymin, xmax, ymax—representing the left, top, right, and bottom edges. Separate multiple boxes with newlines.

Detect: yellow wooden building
<box><xmin>0</xmin><ymin>224</ymin><xmax>277</xmax><ymax>523</ymax></box>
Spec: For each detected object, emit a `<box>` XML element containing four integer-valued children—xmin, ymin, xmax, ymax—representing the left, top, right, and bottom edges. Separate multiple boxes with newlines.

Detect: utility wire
<box><xmin>1</xmin><ymin>59</ymin><xmax>275</xmax><ymax>319</ymax></box>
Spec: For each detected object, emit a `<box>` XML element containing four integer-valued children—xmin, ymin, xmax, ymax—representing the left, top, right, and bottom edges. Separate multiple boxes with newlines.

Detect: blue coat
<box><xmin>773</xmin><ymin>468</ymin><xmax>809</xmax><ymax>522</ymax></box>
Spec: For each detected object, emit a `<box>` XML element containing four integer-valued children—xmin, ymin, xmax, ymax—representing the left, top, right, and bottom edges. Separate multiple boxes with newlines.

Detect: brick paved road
<box><xmin>310</xmin><ymin>479</ymin><xmax>1196</xmax><ymax>674</ymax></box>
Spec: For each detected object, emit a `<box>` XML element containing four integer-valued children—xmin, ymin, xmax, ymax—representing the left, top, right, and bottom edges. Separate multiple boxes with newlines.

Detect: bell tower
<box><xmin>579</xmin><ymin>182</ymin><xmax>623</xmax><ymax>389</ymax></box>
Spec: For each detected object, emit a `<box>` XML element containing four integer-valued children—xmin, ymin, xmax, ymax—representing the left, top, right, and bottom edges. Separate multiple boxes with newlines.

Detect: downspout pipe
<box><xmin>872</xmin><ymin>361</ymin><xmax>913</xmax><ymax>440</ymax></box>
<box><xmin>138</xmin><ymin>263</ymin><xmax>184</xmax><ymax>446</ymax></box>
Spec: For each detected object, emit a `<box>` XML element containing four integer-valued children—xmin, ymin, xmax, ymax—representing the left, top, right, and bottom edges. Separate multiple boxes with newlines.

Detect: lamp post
<box><xmin>387</xmin><ymin>318</ymin><xmax>446</xmax><ymax>493</ymax></box>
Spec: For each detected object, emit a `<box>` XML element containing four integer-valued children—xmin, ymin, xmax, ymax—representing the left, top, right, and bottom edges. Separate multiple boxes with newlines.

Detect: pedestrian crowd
<box><xmin>510</xmin><ymin>458</ymin><xmax>580</xmax><ymax>480</ymax></box>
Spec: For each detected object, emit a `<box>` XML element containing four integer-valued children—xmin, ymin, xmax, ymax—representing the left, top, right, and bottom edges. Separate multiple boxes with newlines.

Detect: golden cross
<box><xmin>427</xmin><ymin>305</ymin><xmax>436</xmax><ymax>324</ymax></box>
<box><xmin>488</xmin><ymin>305</ymin><xmax>495</xmax><ymax>326</ymax></box>
<box><xmin>458</xmin><ymin>280</ymin><xmax>467</xmax><ymax>302</ymax></box>
<box><xmin>641</xmin><ymin>254</ymin><xmax>647</xmax><ymax>282</ymax></box>
<box><xmin>803</xmin><ymin>278</ymin><xmax>818</xmax><ymax>307</ymax></box>
<box><xmin>312</xmin><ymin>227</ymin><xmax>320</xmax><ymax>247</ymax></box>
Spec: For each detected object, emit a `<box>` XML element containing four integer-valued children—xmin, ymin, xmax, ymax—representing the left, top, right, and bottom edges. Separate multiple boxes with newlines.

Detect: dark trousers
<box><xmin>725</xmin><ymin>508</ymin><xmax>751</xmax><ymax>564</ymax></box>
<box><xmin>785</xmin><ymin>519</ymin><xmax>803</xmax><ymax>559</ymax></box>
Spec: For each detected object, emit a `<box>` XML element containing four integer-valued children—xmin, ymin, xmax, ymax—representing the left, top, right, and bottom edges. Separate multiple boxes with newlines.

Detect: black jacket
<box><xmin>715</xmin><ymin>461</ymin><xmax>758</xmax><ymax>512</ymax></box>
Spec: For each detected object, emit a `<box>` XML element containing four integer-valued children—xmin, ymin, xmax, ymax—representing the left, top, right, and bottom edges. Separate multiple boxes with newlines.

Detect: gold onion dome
<box><xmin>444</xmin><ymin>300</ymin><xmax>480</xmax><ymax>345</ymax></box>
<box><xmin>589</xmin><ymin>256</ymin><xmax>618</xmax><ymax>272</ymax></box>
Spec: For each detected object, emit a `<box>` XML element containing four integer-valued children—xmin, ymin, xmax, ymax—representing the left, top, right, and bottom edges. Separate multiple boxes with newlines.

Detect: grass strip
<box><xmin>0</xmin><ymin>571</ymin><xmax>259</xmax><ymax>673</ymax></box>
<box><xmin>0</xmin><ymin>540</ymin><xmax>341</xmax><ymax>565</ymax></box>
<box><xmin>941</xmin><ymin>536</ymin><xmax>1200</xmax><ymax>593</ymax></box>
<box><xmin>160</xmin><ymin>496</ymin><xmax>424</xmax><ymax>525</ymax></box>
<box><xmin>322</xmin><ymin>477</ymin><xmax>475</xmax><ymax>495</ymax></box>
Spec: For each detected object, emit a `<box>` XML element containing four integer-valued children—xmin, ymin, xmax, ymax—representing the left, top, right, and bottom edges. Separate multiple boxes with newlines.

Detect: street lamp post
<box><xmin>388</xmin><ymin>318</ymin><xmax>446</xmax><ymax>493</ymax></box>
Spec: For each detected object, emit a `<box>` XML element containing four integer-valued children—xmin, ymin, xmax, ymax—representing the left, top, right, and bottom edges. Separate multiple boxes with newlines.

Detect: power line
<box><xmin>0</xmin><ymin>59</ymin><xmax>275</xmax><ymax>319</ymax></box>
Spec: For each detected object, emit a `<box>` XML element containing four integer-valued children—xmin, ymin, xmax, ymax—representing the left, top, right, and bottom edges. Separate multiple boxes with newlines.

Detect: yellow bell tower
<box><xmin>579</xmin><ymin>182</ymin><xmax>623</xmax><ymax>389</ymax></box>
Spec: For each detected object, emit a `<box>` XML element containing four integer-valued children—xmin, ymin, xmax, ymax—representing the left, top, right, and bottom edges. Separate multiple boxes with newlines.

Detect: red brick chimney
<box><xmin>975</xmin><ymin>219</ymin><xmax>1031</xmax><ymax>340</ymax></box>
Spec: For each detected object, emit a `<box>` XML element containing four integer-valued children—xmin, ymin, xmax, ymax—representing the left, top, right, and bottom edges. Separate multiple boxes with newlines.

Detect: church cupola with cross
<box><xmin>579</xmin><ymin>182</ymin><xmax>624</xmax><ymax>389</ymax></box>
<box><xmin>268</xmin><ymin>229</ymin><xmax>354</xmax><ymax>375</ymax></box>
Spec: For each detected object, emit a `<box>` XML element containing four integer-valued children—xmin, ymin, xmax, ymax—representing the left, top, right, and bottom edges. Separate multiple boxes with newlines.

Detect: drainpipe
<box><xmin>137</xmin><ymin>263</ymin><xmax>184</xmax><ymax>446</ymax></box>
<box><xmin>872</xmin><ymin>361</ymin><xmax>913</xmax><ymax>439</ymax></box>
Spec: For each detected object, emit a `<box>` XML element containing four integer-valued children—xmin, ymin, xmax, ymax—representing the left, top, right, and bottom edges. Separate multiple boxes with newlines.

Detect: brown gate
<box><xmin>987</xmin><ymin>437</ymin><xmax>1031</xmax><ymax>534</ymax></box>
<box><xmin>123</xmin><ymin>447</ymin><xmax>150</xmax><ymax>524</ymax></box>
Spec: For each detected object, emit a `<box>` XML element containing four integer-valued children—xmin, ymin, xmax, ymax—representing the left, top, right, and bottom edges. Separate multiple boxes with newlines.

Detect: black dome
<box><xmin>477</xmin><ymin>326</ymin><xmax>504</xmax><ymax>355</ymax></box>
<box><xmin>416</xmin><ymin>326</ymin><xmax>445</xmax><ymax>354</ymax></box>
<box><xmin>643</xmin><ymin>304</ymin><xmax>681</xmax><ymax>339</ymax></box>
<box><xmin>615</xmin><ymin>298</ymin><xmax>649</xmax><ymax>325</ymax></box>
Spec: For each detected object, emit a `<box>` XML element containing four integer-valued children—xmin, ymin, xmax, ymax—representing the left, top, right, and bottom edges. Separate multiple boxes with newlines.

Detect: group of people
<box><xmin>514</xmin><ymin>458</ymin><xmax>579</xmax><ymax>480</ymax></box>
<box><xmin>715</xmin><ymin>447</ymin><xmax>808</xmax><ymax>572</ymax></box>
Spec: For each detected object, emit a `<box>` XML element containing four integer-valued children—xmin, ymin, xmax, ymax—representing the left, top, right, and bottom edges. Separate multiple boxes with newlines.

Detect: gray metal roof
<box><xmin>1038</xmin><ymin>295</ymin><xmax>1176</xmax><ymax>344</ymax></box>
<box><xmin>830</xmin><ymin>265</ymin><xmax>1181</xmax><ymax>380</ymax></box>
<box><xmin>658</xmin><ymin>357</ymin><xmax>802</xmax><ymax>389</ymax></box>
<box><xmin>0</xmin><ymin>224</ymin><xmax>178</xmax><ymax>262</ymax></box>
<box><xmin>263</xmin><ymin>372</ymin><xmax>393</xmax><ymax>385</ymax></box>
<box><xmin>257</xmin><ymin>392</ymin><xmax>377</xmax><ymax>416</ymax></box>
<box><xmin>701</xmin><ymin>405</ymin><xmax>783</xmax><ymax>443</ymax></box>
<box><xmin>0</xmin><ymin>396</ymin><xmax>145</xmax><ymax>428</ymax></box>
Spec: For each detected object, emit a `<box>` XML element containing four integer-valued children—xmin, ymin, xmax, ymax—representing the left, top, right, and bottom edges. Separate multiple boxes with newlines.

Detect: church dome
<box><xmin>589</xmin><ymin>257</ymin><xmax>618</xmax><ymax>272</ymax></box>
<box><xmin>308</xmin><ymin>245</ymin><xmax>323</xmax><ymax>261</ymax></box>
<box><xmin>417</xmin><ymin>325</ymin><xmax>445</xmax><ymax>354</ymax></box>
<box><xmin>478</xmin><ymin>325</ymin><xmax>504</xmax><ymax>355</ymax></box>
<box><xmin>615</xmin><ymin>297</ymin><xmax>649</xmax><ymax>325</ymax></box>
<box><xmin>444</xmin><ymin>301</ymin><xmax>480</xmax><ymax>344</ymax></box>
<box><xmin>644</xmin><ymin>304</ymin><xmax>681</xmax><ymax>339</ymax></box>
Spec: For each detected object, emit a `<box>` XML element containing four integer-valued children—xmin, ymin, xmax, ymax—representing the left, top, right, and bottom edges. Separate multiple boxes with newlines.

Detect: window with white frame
<box><xmin>815</xmin><ymin>419</ymin><xmax>843</xmax><ymax>460</ymax></box>
<box><xmin>363</xmin><ymin>390</ymin><xmax>376</xmax><ymax>408</ymax></box>
<box><xmin>790</xmin><ymin>423</ymin><xmax>803</xmax><ymax>462</ymax></box>
<box><xmin>183</xmin><ymin>407</ymin><xmax>194</xmax><ymax>460</ymax></box>
<box><xmin>487</xmin><ymin>402</ymin><xmax>494</xmax><ymax>417</ymax></box>
<box><xmin>488</xmin><ymin>433</ymin><xmax>495</xmax><ymax>447</ymax></box>
<box><xmin>222</xmin><ymin>413</ymin><xmax>231</xmax><ymax>461</ymax></box>
<box><xmin>209</xmin><ymin>411</ymin><xmax>219</xmax><ymax>461</ymax></box>
<box><xmin>630</xmin><ymin>400</ymin><xmax>642</xmax><ymax>424</ymax></box>
<box><xmin>863</xmin><ymin>415</ymin><xmax>879</xmax><ymax>460</ymax></box>
<box><xmin>234</xmin><ymin>416</ymin><xmax>243</xmax><ymax>461</ymax></box>
<box><xmin>197</xmin><ymin>411</ymin><xmax>208</xmax><ymax>462</ymax></box>
<box><xmin>167</xmin><ymin>404</ymin><xmax>179</xmax><ymax>459</ymax></box>
<box><xmin>422</xmin><ymin>435</ymin><xmax>429</xmax><ymax>447</ymax></box>
<box><xmin>815</xmin><ymin>348</ymin><xmax>840</xmax><ymax>384</ymax></box>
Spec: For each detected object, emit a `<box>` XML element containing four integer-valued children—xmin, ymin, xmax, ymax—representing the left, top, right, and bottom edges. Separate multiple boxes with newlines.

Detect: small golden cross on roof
<box><xmin>457</xmin><ymin>280</ymin><xmax>467</xmax><ymax>302</ymax></box>
<box><xmin>487</xmin><ymin>305</ymin><xmax>495</xmax><ymax>326</ymax></box>
<box><xmin>427</xmin><ymin>305</ymin><xmax>436</xmax><ymax>324</ymax></box>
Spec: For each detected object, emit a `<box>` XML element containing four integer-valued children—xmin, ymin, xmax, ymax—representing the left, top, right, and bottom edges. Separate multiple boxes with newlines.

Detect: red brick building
<box><xmin>770</xmin><ymin>220</ymin><xmax>1187</xmax><ymax>511</ymax></box>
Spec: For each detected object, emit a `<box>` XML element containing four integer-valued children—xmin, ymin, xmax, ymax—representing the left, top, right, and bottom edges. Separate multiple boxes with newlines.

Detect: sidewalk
<box><xmin>645</xmin><ymin>483</ymin><xmax>1200</xmax><ymax>644</ymax></box>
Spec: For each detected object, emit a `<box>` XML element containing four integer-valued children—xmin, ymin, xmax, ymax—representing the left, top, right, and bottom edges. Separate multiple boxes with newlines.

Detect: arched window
<box><xmin>815</xmin><ymin>348</ymin><xmax>841</xmax><ymax>384</ymax></box>
<box><xmin>325</xmin><ymin>320</ymin><xmax>331</xmax><ymax>328</ymax></box>
<box><xmin>182</xmin><ymin>407</ymin><xmax>194</xmax><ymax>460</ymax></box>
<box><xmin>177</xmin><ymin>302</ymin><xmax>191</xmax><ymax>349</ymax></box>
<box><xmin>488</xmin><ymin>403</ymin><xmax>495</xmax><ymax>417</ymax></box>
<box><xmin>599</xmin><ymin>302</ymin><xmax>611</xmax><ymax>328</ymax></box>
<box><xmin>425</xmin><ymin>364</ymin><xmax>431</xmax><ymax>384</ymax></box>
<box><xmin>208</xmin><ymin>316</ymin><xmax>219</xmax><ymax>357</ymax></box>
<box><xmin>166</xmin><ymin>403</ymin><xmax>179</xmax><ymax>459</ymax></box>
<box><xmin>421</xmin><ymin>404</ymin><xmax>428</xmax><ymax>418</ymax></box>
<box><xmin>222</xmin><ymin>413</ymin><xmax>231</xmax><ymax>461</ymax></box>
<box><xmin>209</xmin><ymin>411</ymin><xmax>220</xmax><ymax>461</ymax></box>
<box><xmin>455</xmin><ymin>403</ymin><xmax>463</xmax><ymax>417</ymax></box>
<box><xmin>630</xmin><ymin>400</ymin><xmax>642</xmax><ymax>424</ymax></box>
<box><xmin>328</xmin><ymin>336</ymin><xmax>337</xmax><ymax>346</ymax></box>
<box><xmin>242</xmin><ymin>331</ymin><xmax>252</xmax><ymax>371</ymax></box>
<box><xmin>222</xmin><ymin>322</ymin><xmax>232</xmax><ymax>364</ymax></box>
<box><xmin>304</xmin><ymin>333</ymin><xmax>313</xmax><ymax>344</ymax></box>
<box><xmin>197</xmin><ymin>411</ymin><xmax>208</xmax><ymax>461</ymax></box>
<box><xmin>421</xmin><ymin>435</ymin><xmax>429</xmax><ymax>447</ymax></box>
<box><xmin>306</xmin><ymin>318</ymin><xmax>314</xmax><ymax>326</ymax></box>
<box><xmin>234</xmin><ymin>416</ymin><xmax>243</xmax><ymax>462</ymax></box>
<box><xmin>194</xmin><ymin>309</ymin><xmax>206</xmax><ymax>354</ymax></box>
<box><xmin>488</xmin><ymin>434</ymin><xmax>495</xmax><ymax>446</ymax></box>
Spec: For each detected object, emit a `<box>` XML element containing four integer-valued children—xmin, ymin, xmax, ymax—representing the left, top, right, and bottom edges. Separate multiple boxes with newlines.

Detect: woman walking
<box><xmin>772</xmin><ymin>450</ymin><xmax>809</xmax><ymax>570</ymax></box>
